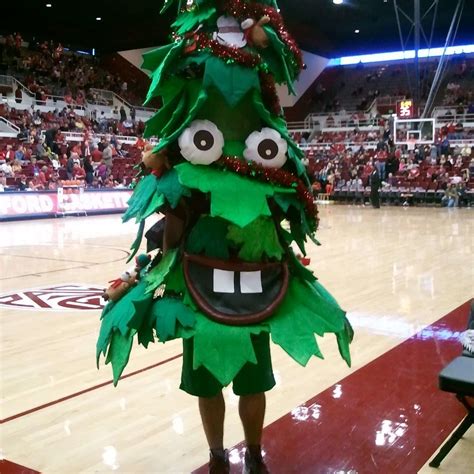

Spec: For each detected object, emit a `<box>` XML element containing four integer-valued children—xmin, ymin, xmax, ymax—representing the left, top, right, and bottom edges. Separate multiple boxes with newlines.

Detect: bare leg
<box><xmin>239</xmin><ymin>392</ymin><xmax>266</xmax><ymax>446</ymax></box>
<box><xmin>199</xmin><ymin>391</ymin><xmax>225</xmax><ymax>450</ymax></box>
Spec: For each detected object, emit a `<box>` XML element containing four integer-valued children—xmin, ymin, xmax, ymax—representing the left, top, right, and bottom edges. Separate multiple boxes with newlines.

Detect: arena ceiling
<box><xmin>3</xmin><ymin>0</ymin><xmax>473</xmax><ymax>58</ymax></box>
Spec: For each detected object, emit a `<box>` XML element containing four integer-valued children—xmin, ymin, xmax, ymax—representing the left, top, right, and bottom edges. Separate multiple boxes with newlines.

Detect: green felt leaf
<box><xmin>152</xmin><ymin>297</ymin><xmax>197</xmax><ymax>342</ymax></box>
<box><xmin>105</xmin><ymin>329</ymin><xmax>136</xmax><ymax>386</ymax></box>
<box><xmin>336</xmin><ymin>316</ymin><xmax>354</xmax><ymax>367</ymax></box>
<box><xmin>137</xmin><ymin>326</ymin><xmax>155</xmax><ymax>348</ymax></box>
<box><xmin>128</xmin><ymin>296</ymin><xmax>156</xmax><ymax>348</ymax></box>
<box><xmin>289</xmin><ymin>211</ymin><xmax>307</xmax><ymax>256</ymax></box>
<box><xmin>175</xmin><ymin>163</ymin><xmax>294</xmax><ymax>228</ymax></box>
<box><xmin>203</xmin><ymin>56</ymin><xmax>260</xmax><ymax>107</ymax></box>
<box><xmin>157</xmin><ymin>168</ymin><xmax>190</xmax><ymax>209</ymax></box>
<box><xmin>96</xmin><ymin>281</ymin><xmax>152</xmax><ymax>363</ymax></box>
<box><xmin>269</xmin><ymin>278</ymin><xmax>347</xmax><ymax>365</ymax></box>
<box><xmin>176</xmin><ymin>51</ymin><xmax>210</xmax><ymax>73</ymax></box>
<box><xmin>160</xmin><ymin>93</ymin><xmax>188</xmax><ymax>138</ymax></box>
<box><xmin>142</xmin><ymin>44</ymin><xmax>174</xmax><ymax>72</ymax></box>
<box><xmin>145</xmin><ymin>248</ymin><xmax>179</xmax><ymax>293</ymax></box>
<box><xmin>192</xmin><ymin>314</ymin><xmax>264</xmax><ymax>385</ymax></box>
<box><xmin>144</xmin><ymin>93</ymin><xmax>182</xmax><ymax>138</ymax></box>
<box><xmin>159</xmin><ymin>77</ymin><xmax>187</xmax><ymax>103</ymax></box>
<box><xmin>127</xmin><ymin>220</ymin><xmax>146</xmax><ymax>263</ymax></box>
<box><xmin>227</xmin><ymin>217</ymin><xmax>283</xmax><ymax>261</ymax></box>
<box><xmin>172</xmin><ymin>6</ymin><xmax>217</xmax><ymax>35</ymax></box>
<box><xmin>262</xmin><ymin>25</ymin><xmax>297</xmax><ymax>94</ymax></box>
<box><xmin>165</xmin><ymin>263</ymin><xmax>186</xmax><ymax>294</ymax></box>
<box><xmin>186</xmin><ymin>216</ymin><xmax>230</xmax><ymax>259</ymax></box>
<box><xmin>152</xmin><ymin>88</ymin><xmax>208</xmax><ymax>153</ymax></box>
<box><xmin>145</xmin><ymin>40</ymin><xmax>185</xmax><ymax>105</ymax></box>
<box><xmin>122</xmin><ymin>175</ymin><xmax>158</xmax><ymax>223</ymax></box>
<box><xmin>273</xmin><ymin>193</ymin><xmax>303</xmax><ymax>213</ymax></box>
<box><xmin>287</xmin><ymin>145</ymin><xmax>307</xmax><ymax>181</ymax></box>
<box><xmin>287</xmin><ymin>247</ymin><xmax>317</xmax><ymax>283</ymax></box>
<box><xmin>139</xmin><ymin>193</ymin><xmax>166</xmax><ymax>223</ymax></box>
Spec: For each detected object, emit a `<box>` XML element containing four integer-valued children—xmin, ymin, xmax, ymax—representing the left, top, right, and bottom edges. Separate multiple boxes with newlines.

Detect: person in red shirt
<box><xmin>91</xmin><ymin>146</ymin><xmax>103</xmax><ymax>163</ymax></box>
<box><xmin>73</xmin><ymin>163</ymin><xmax>86</xmax><ymax>180</ymax></box>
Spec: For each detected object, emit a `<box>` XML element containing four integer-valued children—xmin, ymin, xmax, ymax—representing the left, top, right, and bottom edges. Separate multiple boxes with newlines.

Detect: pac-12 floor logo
<box><xmin>0</xmin><ymin>284</ymin><xmax>106</xmax><ymax>311</ymax></box>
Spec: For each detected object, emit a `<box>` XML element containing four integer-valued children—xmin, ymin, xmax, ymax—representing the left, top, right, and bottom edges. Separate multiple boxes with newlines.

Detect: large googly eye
<box><xmin>243</xmin><ymin>128</ymin><xmax>288</xmax><ymax>169</ymax></box>
<box><xmin>178</xmin><ymin>120</ymin><xmax>224</xmax><ymax>165</ymax></box>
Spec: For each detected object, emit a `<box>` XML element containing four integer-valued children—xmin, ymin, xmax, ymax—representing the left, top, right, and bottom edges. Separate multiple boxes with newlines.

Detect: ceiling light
<box><xmin>96</xmin><ymin>17</ymin><xmax>102</xmax><ymax>21</ymax></box>
<box><xmin>333</xmin><ymin>0</ymin><xmax>344</xmax><ymax>4</ymax></box>
<box><xmin>46</xmin><ymin>3</ymin><xmax>52</xmax><ymax>6</ymax></box>
<box><xmin>355</xmin><ymin>29</ymin><xmax>360</xmax><ymax>33</ymax></box>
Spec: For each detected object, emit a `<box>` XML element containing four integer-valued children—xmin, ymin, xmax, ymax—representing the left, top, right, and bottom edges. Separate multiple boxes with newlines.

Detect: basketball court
<box><xmin>1</xmin><ymin>205</ymin><xmax>473</xmax><ymax>473</ymax></box>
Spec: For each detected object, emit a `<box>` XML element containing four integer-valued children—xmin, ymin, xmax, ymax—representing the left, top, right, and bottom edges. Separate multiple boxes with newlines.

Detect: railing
<box><xmin>287</xmin><ymin>121</ymin><xmax>311</xmax><ymax>131</ymax></box>
<box><xmin>0</xmin><ymin>75</ymin><xmax>14</xmax><ymax>88</ymax></box>
<box><xmin>89</xmin><ymin>88</ymin><xmax>156</xmax><ymax>116</ymax></box>
<box><xmin>300</xmin><ymin>142</ymin><xmax>380</xmax><ymax>151</ymax></box>
<box><xmin>58</xmin><ymin>130</ymin><xmax>158</xmax><ymax>145</ymax></box>
<box><xmin>433</xmin><ymin>107</ymin><xmax>474</xmax><ymax>123</ymax></box>
<box><xmin>303</xmin><ymin>98</ymin><xmax>379</xmax><ymax>129</ymax></box>
<box><xmin>0</xmin><ymin>116</ymin><xmax>20</xmax><ymax>133</ymax></box>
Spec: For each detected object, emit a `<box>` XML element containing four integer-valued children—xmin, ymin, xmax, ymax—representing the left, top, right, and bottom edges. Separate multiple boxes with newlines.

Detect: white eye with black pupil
<box><xmin>178</xmin><ymin>120</ymin><xmax>224</xmax><ymax>165</ymax></box>
<box><xmin>244</xmin><ymin>128</ymin><xmax>288</xmax><ymax>169</ymax></box>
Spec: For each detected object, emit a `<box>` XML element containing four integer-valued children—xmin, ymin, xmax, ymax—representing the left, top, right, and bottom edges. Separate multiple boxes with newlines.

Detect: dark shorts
<box><xmin>180</xmin><ymin>332</ymin><xmax>276</xmax><ymax>398</ymax></box>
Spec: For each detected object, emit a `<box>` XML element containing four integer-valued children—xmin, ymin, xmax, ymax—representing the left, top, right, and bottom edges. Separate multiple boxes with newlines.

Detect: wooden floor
<box><xmin>1</xmin><ymin>205</ymin><xmax>473</xmax><ymax>473</ymax></box>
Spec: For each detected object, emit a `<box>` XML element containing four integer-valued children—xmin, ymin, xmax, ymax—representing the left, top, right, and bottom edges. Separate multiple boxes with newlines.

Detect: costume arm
<box><xmin>163</xmin><ymin>211</ymin><xmax>186</xmax><ymax>253</ymax></box>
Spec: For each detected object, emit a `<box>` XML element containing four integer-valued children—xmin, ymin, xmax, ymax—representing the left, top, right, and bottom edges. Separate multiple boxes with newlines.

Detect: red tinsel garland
<box><xmin>217</xmin><ymin>155</ymin><xmax>318</xmax><ymax>227</ymax></box>
<box><xmin>221</xmin><ymin>0</ymin><xmax>304</xmax><ymax>71</ymax></box>
<box><xmin>259</xmin><ymin>71</ymin><xmax>281</xmax><ymax>115</ymax></box>
<box><xmin>197</xmin><ymin>35</ymin><xmax>262</xmax><ymax>68</ymax></box>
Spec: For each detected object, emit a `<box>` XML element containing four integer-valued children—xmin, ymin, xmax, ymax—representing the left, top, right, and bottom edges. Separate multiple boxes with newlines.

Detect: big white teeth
<box><xmin>212</xmin><ymin>270</ymin><xmax>263</xmax><ymax>294</ymax></box>
<box><xmin>240</xmin><ymin>271</ymin><xmax>262</xmax><ymax>294</ymax></box>
<box><xmin>213</xmin><ymin>269</ymin><xmax>235</xmax><ymax>293</ymax></box>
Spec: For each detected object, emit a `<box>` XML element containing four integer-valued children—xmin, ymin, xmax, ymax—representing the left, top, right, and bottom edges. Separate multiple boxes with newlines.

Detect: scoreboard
<box><xmin>396</xmin><ymin>99</ymin><xmax>415</xmax><ymax>119</ymax></box>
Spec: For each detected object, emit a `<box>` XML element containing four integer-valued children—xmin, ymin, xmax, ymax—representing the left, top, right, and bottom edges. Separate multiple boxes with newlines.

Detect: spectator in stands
<box><xmin>102</xmin><ymin>142</ymin><xmax>113</xmax><ymax>173</ymax></box>
<box><xmin>66</xmin><ymin>154</ymin><xmax>75</xmax><ymax>180</ymax></box>
<box><xmin>37</xmin><ymin>166</ymin><xmax>49</xmax><ymax>188</ymax></box>
<box><xmin>461</xmin><ymin>144</ymin><xmax>472</xmax><ymax>157</ymax></box>
<box><xmin>96</xmin><ymin>160</ymin><xmax>108</xmax><ymax>184</ymax></box>
<box><xmin>91</xmin><ymin>144</ymin><xmax>103</xmax><ymax>163</ymax></box>
<box><xmin>4</xmin><ymin>145</ymin><xmax>15</xmax><ymax>162</ymax></box>
<box><xmin>44</xmin><ymin>127</ymin><xmax>59</xmax><ymax>152</ymax></box>
<box><xmin>15</xmin><ymin>88</ymin><xmax>22</xmax><ymax>104</ymax></box>
<box><xmin>0</xmin><ymin>171</ymin><xmax>6</xmax><ymax>192</ymax></box>
<box><xmin>369</xmin><ymin>167</ymin><xmax>381</xmax><ymax>209</ymax></box>
<box><xmin>15</xmin><ymin>145</ymin><xmax>25</xmax><ymax>162</ymax></box>
<box><xmin>73</xmin><ymin>162</ymin><xmax>86</xmax><ymax>180</ymax></box>
<box><xmin>441</xmin><ymin>184</ymin><xmax>458</xmax><ymax>208</ymax></box>
<box><xmin>83</xmin><ymin>156</ymin><xmax>94</xmax><ymax>186</ymax></box>
<box><xmin>11</xmin><ymin>160</ymin><xmax>22</xmax><ymax>175</ymax></box>
<box><xmin>28</xmin><ymin>175</ymin><xmax>45</xmax><ymax>191</ymax></box>
<box><xmin>34</xmin><ymin>138</ymin><xmax>49</xmax><ymax>160</ymax></box>
<box><xmin>0</xmin><ymin>160</ymin><xmax>14</xmax><ymax>177</ymax></box>
<box><xmin>119</xmin><ymin>106</ymin><xmax>127</xmax><ymax>123</ymax></box>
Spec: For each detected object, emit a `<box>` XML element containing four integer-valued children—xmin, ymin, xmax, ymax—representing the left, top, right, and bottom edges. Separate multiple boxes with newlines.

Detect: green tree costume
<box><xmin>97</xmin><ymin>0</ymin><xmax>353</xmax><ymax>388</ymax></box>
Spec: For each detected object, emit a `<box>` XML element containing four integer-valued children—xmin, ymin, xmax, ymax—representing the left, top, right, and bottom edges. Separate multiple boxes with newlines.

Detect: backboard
<box><xmin>394</xmin><ymin>118</ymin><xmax>435</xmax><ymax>145</ymax></box>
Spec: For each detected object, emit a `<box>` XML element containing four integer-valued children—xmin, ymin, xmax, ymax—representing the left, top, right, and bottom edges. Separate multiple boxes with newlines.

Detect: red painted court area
<box><xmin>193</xmin><ymin>300</ymin><xmax>471</xmax><ymax>473</ymax></box>
<box><xmin>2</xmin><ymin>301</ymin><xmax>471</xmax><ymax>473</ymax></box>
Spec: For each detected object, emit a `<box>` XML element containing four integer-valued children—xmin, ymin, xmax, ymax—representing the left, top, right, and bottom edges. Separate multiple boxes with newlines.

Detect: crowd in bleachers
<box><xmin>2</xmin><ymin>34</ymin><xmax>142</xmax><ymax>106</ymax></box>
<box><xmin>0</xmin><ymin>102</ymin><xmax>145</xmax><ymax>138</ymax></box>
<box><xmin>0</xmin><ymin>132</ymin><xmax>143</xmax><ymax>193</ymax></box>
<box><xmin>294</xmin><ymin>129</ymin><xmax>473</xmax><ymax>207</ymax></box>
